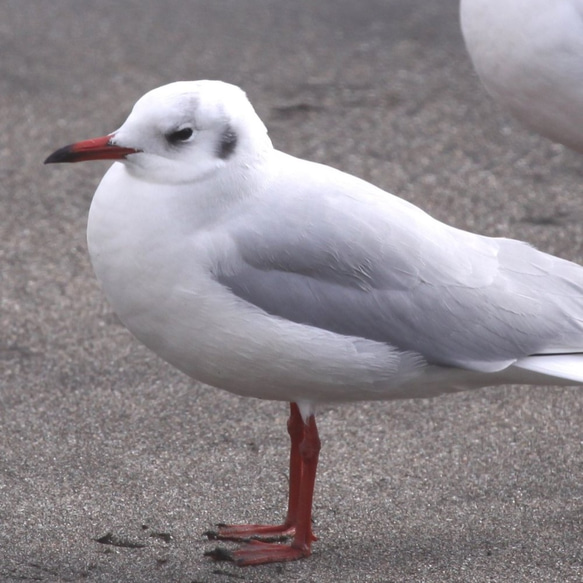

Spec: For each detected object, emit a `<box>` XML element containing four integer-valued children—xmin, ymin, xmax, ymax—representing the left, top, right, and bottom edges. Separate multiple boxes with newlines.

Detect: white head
<box><xmin>45</xmin><ymin>80</ymin><xmax>273</xmax><ymax>185</ymax></box>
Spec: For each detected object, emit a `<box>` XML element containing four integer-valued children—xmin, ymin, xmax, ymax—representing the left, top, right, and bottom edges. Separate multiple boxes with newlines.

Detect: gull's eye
<box><xmin>166</xmin><ymin>127</ymin><xmax>194</xmax><ymax>145</ymax></box>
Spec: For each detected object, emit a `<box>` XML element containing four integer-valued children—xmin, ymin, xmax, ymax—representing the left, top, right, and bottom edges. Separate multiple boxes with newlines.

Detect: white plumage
<box><xmin>45</xmin><ymin>80</ymin><xmax>583</xmax><ymax>565</ymax></box>
<box><xmin>461</xmin><ymin>0</ymin><xmax>583</xmax><ymax>152</ymax></box>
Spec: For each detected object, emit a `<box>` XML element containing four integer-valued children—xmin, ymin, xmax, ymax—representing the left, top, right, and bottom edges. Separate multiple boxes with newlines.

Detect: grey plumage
<box><xmin>218</xmin><ymin>151</ymin><xmax>583</xmax><ymax>374</ymax></box>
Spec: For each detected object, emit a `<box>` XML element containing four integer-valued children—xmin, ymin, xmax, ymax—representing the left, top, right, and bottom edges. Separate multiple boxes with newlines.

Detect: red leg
<box><xmin>292</xmin><ymin>412</ymin><xmax>320</xmax><ymax>548</ymax></box>
<box><xmin>204</xmin><ymin>403</ymin><xmax>304</xmax><ymax>542</ymax></box>
<box><xmin>282</xmin><ymin>401</ymin><xmax>305</xmax><ymax>529</ymax></box>
<box><xmin>206</xmin><ymin>404</ymin><xmax>321</xmax><ymax>565</ymax></box>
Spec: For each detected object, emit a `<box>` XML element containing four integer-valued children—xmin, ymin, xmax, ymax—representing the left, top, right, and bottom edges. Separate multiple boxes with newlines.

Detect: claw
<box><xmin>204</xmin><ymin>546</ymin><xmax>235</xmax><ymax>562</ymax></box>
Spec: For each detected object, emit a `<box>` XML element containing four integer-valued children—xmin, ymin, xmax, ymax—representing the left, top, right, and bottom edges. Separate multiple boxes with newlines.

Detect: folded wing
<box><xmin>216</xmin><ymin>153</ymin><xmax>583</xmax><ymax>374</ymax></box>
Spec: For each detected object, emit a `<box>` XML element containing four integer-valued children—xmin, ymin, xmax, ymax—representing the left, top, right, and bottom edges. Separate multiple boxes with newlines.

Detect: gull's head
<box><xmin>44</xmin><ymin>80</ymin><xmax>272</xmax><ymax>184</ymax></box>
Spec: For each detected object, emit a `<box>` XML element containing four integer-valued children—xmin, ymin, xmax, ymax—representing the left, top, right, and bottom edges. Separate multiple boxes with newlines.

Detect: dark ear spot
<box><xmin>217</xmin><ymin>125</ymin><xmax>238</xmax><ymax>159</ymax></box>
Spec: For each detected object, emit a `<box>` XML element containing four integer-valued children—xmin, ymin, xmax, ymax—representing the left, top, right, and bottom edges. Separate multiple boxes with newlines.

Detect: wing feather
<box><xmin>216</xmin><ymin>152</ymin><xmax>583</xmax><ymax>372</ymax></box>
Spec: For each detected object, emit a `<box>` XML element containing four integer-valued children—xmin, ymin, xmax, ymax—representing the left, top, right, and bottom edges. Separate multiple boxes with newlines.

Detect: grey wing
<box><xmin>217</xmin><ymin>159</ymin><xmax>583</xmax><ymax>372</ymax></box>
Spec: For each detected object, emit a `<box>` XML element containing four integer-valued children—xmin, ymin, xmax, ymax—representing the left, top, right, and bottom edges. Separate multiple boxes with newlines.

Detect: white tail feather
<box><xmin>514</xmin><ymin>354</ymin><xmax>583</xmax><ymax>384</ymax></box>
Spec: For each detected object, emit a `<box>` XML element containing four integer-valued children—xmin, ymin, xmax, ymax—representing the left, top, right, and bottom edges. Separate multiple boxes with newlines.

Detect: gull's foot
<box><xmin>205</xmin><ymin>539</ymin><xmax>311</xmax><ymax>566</ymax></box>
<box><xmin>204</xmin><ymin>523</ymin><xmax>295</xmax><ymax>543</ymax></box>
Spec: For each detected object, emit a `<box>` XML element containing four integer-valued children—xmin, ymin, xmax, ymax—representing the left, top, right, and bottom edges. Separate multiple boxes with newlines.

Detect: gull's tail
<box><xmin>513</xmin><ymin>353</ymin><xmax>583</xmax><ymax>385</ymax></box>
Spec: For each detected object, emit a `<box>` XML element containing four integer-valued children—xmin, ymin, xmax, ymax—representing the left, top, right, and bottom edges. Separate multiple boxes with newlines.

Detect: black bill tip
<box><xmin>44</xmin><ymin>144</ymin><xmax>76</xmax><ymax>164</ymax></box>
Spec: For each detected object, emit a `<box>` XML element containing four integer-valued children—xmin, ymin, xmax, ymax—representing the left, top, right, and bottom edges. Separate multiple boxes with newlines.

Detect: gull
<box><xmin>460</xmin><ymin>0</ymin><xmax>583</xmax><ymax>152</ymax></box>
<box><xmin>45</xmin><ymin>80</ymin><xmax>583</xmax><ymax>565</ymax></box>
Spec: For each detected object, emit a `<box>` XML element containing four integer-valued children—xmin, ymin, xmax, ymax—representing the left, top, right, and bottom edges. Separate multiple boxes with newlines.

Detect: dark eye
<box><xmin>166</xmin><ymin>127</ymin><xmax>193</xmax><ymax>144</ymax></box>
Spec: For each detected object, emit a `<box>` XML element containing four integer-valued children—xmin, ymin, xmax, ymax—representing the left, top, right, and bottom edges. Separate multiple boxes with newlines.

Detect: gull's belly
<box><xmin>88</xmin><ymin>230</ymin><xmax>426</xmax><ymax>402</ymax></box>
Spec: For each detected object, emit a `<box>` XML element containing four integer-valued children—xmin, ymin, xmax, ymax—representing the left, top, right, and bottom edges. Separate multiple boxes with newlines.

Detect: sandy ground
<box><xmin>3</xmin><ymin>1</ymin><xmax>583</xmax><ymax>581</ymax></box>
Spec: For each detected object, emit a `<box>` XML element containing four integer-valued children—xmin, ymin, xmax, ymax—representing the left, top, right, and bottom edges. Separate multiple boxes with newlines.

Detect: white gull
<box><xmin>461</xmin><ymin>0</ymin><xmax>583</xmax><ymax>152</ymax></box>
<box><xmin>45</xmin><ymin>80</ymin><xmax>583</xmax><ymax>565</ymax></box>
